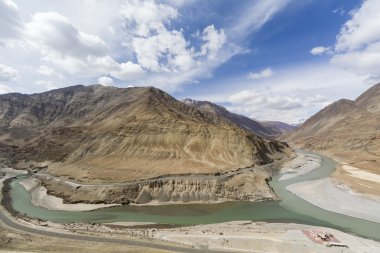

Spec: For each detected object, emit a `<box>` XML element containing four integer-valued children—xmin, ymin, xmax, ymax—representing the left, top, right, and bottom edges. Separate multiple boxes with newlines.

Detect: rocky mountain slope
<box><xmin>261</xmin><ymin>121</ymin><xmax>296</xmax><ymax>137</ymax></box>
<box><xmin>0</xmin><ymin>85</ymin><xmax>290</xmax><ymax>183</ymax></box>
<box><xmin>182</xmin><ymin>99</ymin><xmax>294</xmax><ymax>139</ymax></box>
<box><xmin>286</xmin><ymin>83</ymin><xmax>380</xmax><ymax>197</ymax></box>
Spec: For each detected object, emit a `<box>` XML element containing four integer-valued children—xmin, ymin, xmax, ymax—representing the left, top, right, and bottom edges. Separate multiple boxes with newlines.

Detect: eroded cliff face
<box><xmin>31</xmin><ymin>167</ymin><xmax>276</xmax><ymax>205</ymax></box>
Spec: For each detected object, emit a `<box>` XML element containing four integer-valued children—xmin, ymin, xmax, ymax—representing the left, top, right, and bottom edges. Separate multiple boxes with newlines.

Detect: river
<box><xmin>9</xmin><ymin>150</ymin><xmax>380</xmax><ymax>241</ymax></box>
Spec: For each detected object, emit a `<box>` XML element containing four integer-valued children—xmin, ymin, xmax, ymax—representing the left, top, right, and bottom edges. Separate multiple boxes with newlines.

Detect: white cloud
<box><xmin>0</xmin><ymin>0</ymin><xmax>290</xmax><ymax>93</ymax></box>
<box><xmin>24</xmin><ymin>12</ymin><xmax>110</xmax><ymax>75</ymax></box>
<box><xmin>36</xmin><ymin>80</ymin><xmax>58</xmax><ymax>90</ymax></box>
<box><xmin>335</xmin><ymin>0</ymin><xmax>380</xmax><ymax>52</ymax></box>
<box><xmin>0</xmin><ymin>64</ymin><xmax>19</xmax><ymax>81</ymax></box>
<box><xmin>227</xmin><ymin>0</ymin><xmax>290</xmax><ymax>40</ymax></box>
<box><xmin>331</xmin><ymin>42</ymin><xmax>380</xmax><ymax>79</ymax></box>
<box><xmin>247</xmin><ymin>68</ymin><xmax>273</xmax><ymax>80</ymax></box>
<box><xmin>37</xmin><ymin>65</ymin><xmax>63</xmax><ymax>78</ymax></box>
<box><xmin>23</xmin><ymin>11</ymin><xmax>144</xmax><ymax>81</ymax></box>
<box><xmin>131</xmin><ymin>29</ymin><xmax>195</xmax><ymax>72</ymax></box>
<box><xmin>310</xmin><ymin>46</ymin><xmax>331</xmax><ymax>55</ymax></box>
<box><xmin>0</xmin><ymin>0</ymin><xmax>22</xmax><ymax>42</ymax></box>
<box><xmin>312</xmin><ymin>0</ymin><xmax>380</xmax><ymax>82</ymax></box>
<box><xmin>121</xmin><ymin>0</ymin><xmax>177</xmax><ymax>37</ymax></box>
<box><xmin>200</xmin><ymin>25</ymin><xmax>226</xmax><ymax>60</ymax></box>
<box><xmin>0</xmin><ymin>84</ymin><xmax>13</xmax><ymax>94</ymax></box>
<box><xmin>192</xmin><ymin>63</ymin><xmax>367</xmax><ymax>123</ymax></box>
<box><xmin>97</xmin><ymin>76</ymin><xmax>114</xmax><ymax>86</ymax></box>
<box><xmin>227</xmin><ymin>90</ymin><xmax>303</xmax><ymax>111</ymax></box>
<box><xmin>111</xmin><ymin>61</ymin><xmax>144</xmax><ymax>80</ymax></box>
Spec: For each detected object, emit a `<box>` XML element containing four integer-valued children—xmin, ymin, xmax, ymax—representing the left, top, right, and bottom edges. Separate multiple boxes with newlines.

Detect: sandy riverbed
<box><xmin>278</xmin><ymin>152</ymin><xmax>321</xmax><ymax>181</ymax></box>
<box><xmin>287</xmin><ymin>177</ymin><xmax>380</xmax><ymax>223</ymax></box>
<box><xmin>19</xmin><ymin>177</ymin><xmax>119</xmax><ymax>211</ymax></box>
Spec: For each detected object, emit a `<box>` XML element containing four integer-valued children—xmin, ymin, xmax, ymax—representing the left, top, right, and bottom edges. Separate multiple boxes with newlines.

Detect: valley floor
<box><xmin>154</xmin><ymin>221</ymin><xmax>380</xmax><ymax>253</ymax></box>
<box><xmin>2</xmin><ymin>151</ymin><xmax>380</xmax><ymax>252</ymax></box>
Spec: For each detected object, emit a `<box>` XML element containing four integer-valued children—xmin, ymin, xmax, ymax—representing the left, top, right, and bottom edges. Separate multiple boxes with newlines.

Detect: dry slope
<box><xmin>0</xmin><ymin>85</ymin><xmax>290</xmax><ymax>183</ymax></box>
<box><xmin>286</xmin><ymin>83</ymin><xmax>380</xmax><ymax>197</ymax></box>
<box><xmin>182</xmin><ymin>99</ymin><xmax>295</xmax><ymax>139</ymax></box>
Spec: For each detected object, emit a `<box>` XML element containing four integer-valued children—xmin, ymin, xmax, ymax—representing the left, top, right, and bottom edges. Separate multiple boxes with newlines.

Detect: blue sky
<box><xmin>1</xmin><ymin>0</ymin><xmax>379</xmax><ymax>123</ymax></box>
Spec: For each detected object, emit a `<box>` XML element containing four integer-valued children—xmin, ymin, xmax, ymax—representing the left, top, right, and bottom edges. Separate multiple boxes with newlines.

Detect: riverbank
<box><xmin>19</xmin><ymin>177</ymin><xmax>119</xmax><ymax>211</ymax></box>
<box><xmin>7</xmin><ymin>214</ymin><xmax>380</xmax><ymax>253</ymax></box>
<box><xmin>287</xmin><ymin>177</ymin><xmax>380</xmax><ymax>223</ymax></box>
<box><xmin>3</xmin><ymin>152</ymin><xmax>380</xmax><ymax>252</ymax></box>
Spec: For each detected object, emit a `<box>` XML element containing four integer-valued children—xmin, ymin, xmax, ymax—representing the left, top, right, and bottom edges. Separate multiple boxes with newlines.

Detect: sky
<box><xmin>1</xmin><ymin>0</ymin><xmax>379</xmax><ymax>123</ymax></box>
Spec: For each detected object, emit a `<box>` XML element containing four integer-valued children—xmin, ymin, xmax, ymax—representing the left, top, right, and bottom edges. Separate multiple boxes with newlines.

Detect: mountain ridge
<box><xmin>0</xmin><ymin>85</ymin><xmax>290</xmax><ymax>183</ymax></box>
<box><xmin>286</xmin><ymin>83</ymin><xmax>380</xmax><ymax>197</ymax></box>
<box><xmin>182</xmin><ymin>98</ymin><xmax>295</xmax><ymax>139</ymax></box>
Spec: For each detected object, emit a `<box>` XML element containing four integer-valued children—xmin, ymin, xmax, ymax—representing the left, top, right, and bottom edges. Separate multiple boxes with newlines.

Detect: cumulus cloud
<box><xmin>111</xmin><ymin>61</ymin><xmax>144</xmax><ymax>80</ymax></box>
<box><xmin>0</xmin><ymin>0</ymin><xmax>290</xmax><ymax>93</ymax></box>
<box><xmin>247</xmin><ymin>68</ymin><xmax>273</xmax><ymax>80</ymax></box>
<box><xmin>97</xmin><ymin>76</ymin><xmax>114</xmax><ymax>86</ymax></box>
<box><xmin>121</xmin><ymin>0</ymin><xmax>192</xmax><ymax>72</ymax></box>
<box><xmin>24</xmin><ymin>11</ymin><xmax>144</xmax><ymax>81</ymax></box>
<box><xmin>25</xmin><ymin>12</ymin><xmax>110</xmax><ymax>74</ymax></box>
<box><xmin>0</xmin><ymin>64</ymin><xmax>19</xmax><ymax>81</ymax></box>
<box><xmin>310</xmin><ymin>46</ymin><xmax>331</xmax><ymax>55</ymax></box>
<box><xmin>122</xmin><ymin>1</ymin><xmax>227</xmax><ymax>74</ymax></box>
<box><xmin>200</xmin><ymin>25</ymin><xmax>227</xmax><ymax>60</ymax></box>
<box><xmin>121</xmin><ymin>0</ymin><xmax>177</xmax><ymax>37</ymax></box>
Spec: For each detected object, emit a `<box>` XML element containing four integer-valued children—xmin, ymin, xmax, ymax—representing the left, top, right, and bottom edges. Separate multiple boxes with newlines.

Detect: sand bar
<box><xmin>342</xmin><ymin>165</ymin><xmax>380</xmax><ymax>183</ymax></box>
<box><xmin>279</xmin><ymin>153</ymin><xmax>321</xmax><ymax>181</ymax></box>
<box><xmin>287</xmin><ymin>177</ymin><xmax>380</xmax><ymax>223</ymax></box>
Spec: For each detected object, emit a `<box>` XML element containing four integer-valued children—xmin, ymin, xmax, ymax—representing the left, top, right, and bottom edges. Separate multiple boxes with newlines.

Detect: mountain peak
<box><xmin>355</xmin><ymin>83</ymin><xmax>380</xmax><ymax>112</ymax></box>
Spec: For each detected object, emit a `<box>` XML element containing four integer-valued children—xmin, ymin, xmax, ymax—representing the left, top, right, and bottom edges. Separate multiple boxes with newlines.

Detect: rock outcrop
<box><xmin>32</xmin><ymin>165</ymin><xmax>277</xmax><ymax>205</ymax></box>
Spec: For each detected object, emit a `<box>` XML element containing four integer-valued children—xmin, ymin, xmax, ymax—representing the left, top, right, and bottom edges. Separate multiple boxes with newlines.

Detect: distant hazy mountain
<box><xmin>182</xmin><ymin>98</ymin><xmax>295</xmax><ymax>139</ymax></box>
<box><xmin>287</xmin><ymin>83</ymin><xmax>380</xmax><ymax>176</ymax></box>
<box><xmin>0</xmin><ymin>85</ymin><xmax>290</xmax><ymax>182</ymax></box>
<box><xmin>261</xmin><ymin>121</ymin><xmax>297</xmax><ymax>136</ymax></box>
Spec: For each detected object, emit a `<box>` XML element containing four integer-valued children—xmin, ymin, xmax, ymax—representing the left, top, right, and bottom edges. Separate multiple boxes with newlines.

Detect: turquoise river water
<box><xmin>10</xmin><ymin>150</ymin><xmax>380</xmax><ymax>241</ymax></box>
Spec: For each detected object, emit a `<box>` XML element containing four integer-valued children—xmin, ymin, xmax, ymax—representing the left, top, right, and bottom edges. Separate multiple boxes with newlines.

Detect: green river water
<box><xmin>10</xmin><ymin>150</ymin><xmax>380</xmax><ymax>241</ymax></box>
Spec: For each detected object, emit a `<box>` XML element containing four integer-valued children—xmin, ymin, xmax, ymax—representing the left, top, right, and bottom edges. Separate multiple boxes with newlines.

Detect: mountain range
<box><xmin>0</xmin><ymin>85</ymin><xmax>290</xmax><ymax>182</ymax></box>
<box><xmin>182</xmin><ymin>99</ymin><xmax>295</xmax><ymax>139</ymax></box>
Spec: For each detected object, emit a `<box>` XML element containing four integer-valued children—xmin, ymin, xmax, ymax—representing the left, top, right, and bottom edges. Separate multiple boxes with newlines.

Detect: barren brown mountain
<box><xmin>0</xmin><ymin>85</ymin><xmax>289</xmax><ymax>183</ymax></box>
<box><xmin>287</xmin><ymin>83</ymin><xmax>380</xmax><ymax>197</ymax></box>
<box><xmin>182</xmin><ymin>99</ymin><xmax>295</xmax><ymax>138</ymax></box>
